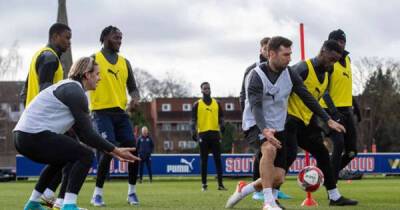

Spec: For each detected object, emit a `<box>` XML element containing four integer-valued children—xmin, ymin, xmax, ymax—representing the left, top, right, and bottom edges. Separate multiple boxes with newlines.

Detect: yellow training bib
<box><xmin>26</xmin><ymin>47</ymin><xmax>63</xmax><ymax>107</ymax></box>
<box><xmin>320</xmin><ymin>55</ymin><xmax>352</xmax><ymax>108</ymax></box>
<box><xmin>288</xmin><ymin>59</ymin><xmax>328</xmax><ymax>125</ymax></box>
<box><xmin>197</xmin><ymin>98</ymin><xmax>220</xmax><ymax>133</ymax></box>
<box><xmin>89</xmin><ymin>52</ymin><xmax>129</xmax><ymax>111</ymax></box>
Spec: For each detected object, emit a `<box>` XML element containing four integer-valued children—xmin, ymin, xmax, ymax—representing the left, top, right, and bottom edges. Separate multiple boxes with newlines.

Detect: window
<box><xmin>225</xmin><ymin>103</ymin><xmax>234</xmax><ymax>111</ymax></box>
<box><xmin>178</xmin><ymin>141</ymin><xmax>187</xmax><ymax>149</ymax></box>
<box><xmin>161</xmin><ymin>103</ymin><xmax>171</xmax><ymax>112</ymax></box>
<box><xmin>178</xmin><ymin>140</ymin><xmax>197</xmax><ymax>149</ymax></box>
<box><xmin>161</xmin><ymin>123</ymin><xmax>172</xmax><ymax>131</ymax></box>
<box><xmin>177</xmin><ymin>123</ymin><xmax>190</xmax><ymax>131</ymax></box>
<box><xmin>163</xmin><ymin>141</ymin><xmax>173</xmax><ymax>151</ymax></box>
<box><xmin>182</xmin><ymin>103</ymin><xmax>192</xmax><ymax>111</ymax></box>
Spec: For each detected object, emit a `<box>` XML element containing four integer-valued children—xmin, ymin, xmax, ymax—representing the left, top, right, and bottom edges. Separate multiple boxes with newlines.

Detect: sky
<box><xmin>1</xmin><ymin>0</ymin><xmax>399</xmax><ymax>97</ymax></box>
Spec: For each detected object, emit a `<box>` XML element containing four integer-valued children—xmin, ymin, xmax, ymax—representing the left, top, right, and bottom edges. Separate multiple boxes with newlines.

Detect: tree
<box><xmin>133</xmin><ymin>68</ymin><xmax>191</xmax><ymax>101</ymax></box>
<box><xmin>355</xmin><ymin>57</ymin><xmax>400</xmax><ymax>152</ymax></box>
<box><xmin>0</xmin><ymin>41</ymin><xmax>22</xmax><ymax>80</ymax></box>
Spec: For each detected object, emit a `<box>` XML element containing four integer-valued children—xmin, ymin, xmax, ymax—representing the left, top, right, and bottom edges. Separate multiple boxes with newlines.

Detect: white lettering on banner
<box><xmin>346</xmin><ymin>157</ymin><xmax>374</xmax><ymax>172</ymax></box>
<box><xmin>288</xmin><ymin>157</ymin><xmax>375</xmax><ymax>172</ymax></box>
<box><xmin>225</xmin><ymin>157</ymin><xmax>253</xmax><ymax>173</ymax></box>
<box><xmin>166</xmin><ymin>158</ymin><xmax>195</xmax><ymax>173</ymax></box>
<box><xmin>289</xmin><ymin>158</ymin><xmax>317</xmax><ymax>172</ymax></box>
<box><xmin>166</xmin><ymin>165</ymin><xmax>190</xmax><ymax>173</ymax></box>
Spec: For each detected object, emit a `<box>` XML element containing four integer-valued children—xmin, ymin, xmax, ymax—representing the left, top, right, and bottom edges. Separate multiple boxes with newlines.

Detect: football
<box><xmin>297</xmin><ymin>166</ymin><xmax>324</xmax><ymax>192</ymax></box>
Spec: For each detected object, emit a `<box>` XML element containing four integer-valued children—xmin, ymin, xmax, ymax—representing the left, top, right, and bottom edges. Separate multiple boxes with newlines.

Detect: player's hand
<box><xmin>111</xmin><ymin>147</ymin><xmax>140</xmax><ymax>163</ymax></box>
<box><xmin>262</xmin><ymin>128</ymin><xmax>281</xmax><ymax>149</ymax></box>
<box><xmin>327</xmin><ymin>119</ymin><xmax>346</xmax><ymax>133</ymax></box>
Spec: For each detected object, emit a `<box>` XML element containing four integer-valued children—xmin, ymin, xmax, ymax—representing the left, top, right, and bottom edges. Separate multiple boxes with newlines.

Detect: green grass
<box><xmin>1</xmin><ymin>176</ymin><xmax>400</xmax><ymax>210</ymax></box>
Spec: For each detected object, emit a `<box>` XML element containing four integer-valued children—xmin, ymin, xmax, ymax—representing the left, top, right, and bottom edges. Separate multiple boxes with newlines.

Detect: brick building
<box><xmin>147</xmin><ymin>97</ymin><xmax>242</xmax><ymax>153</ymax></box>
<box><xmin>0</xmin><ymin>81</ymin><xmax>24</xmax><ymax>168</ymax></box>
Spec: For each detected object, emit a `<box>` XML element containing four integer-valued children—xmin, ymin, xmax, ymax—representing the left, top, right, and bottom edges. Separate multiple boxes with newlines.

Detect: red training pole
<box><xmin>299</xmin><ymin>23</ymin><xmax>318</xmax><ymax>207</ymax></box>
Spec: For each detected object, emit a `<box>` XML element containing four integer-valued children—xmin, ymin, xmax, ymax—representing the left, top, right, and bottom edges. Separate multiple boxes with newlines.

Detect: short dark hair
<box><xmin>260</xmin><ymin>37</ymin><xmax>271</xmax><ymax>46</ymax></box>
<box><xmin>267</xmin><ymin>36</ymin><xmax>292</xmax><ymax>52</ymax></box>
<box><xmin>49</xmin><ymin>23</ymin><xmax>70</xmax><ymax>39</ymax></box>
<box><xmin>322</xmin><ymin>40</ymin><xmax>343</xmax><ymax>54</ymax></box>
<box><xmin>100</xmin><ymin>25</ymin><xmax>120</xmax><ymax>43</ymax></box>
<box><xmin>200</xmin><ymin>82</ymin><xmax>209</xmax><ymax>88</ymax></box>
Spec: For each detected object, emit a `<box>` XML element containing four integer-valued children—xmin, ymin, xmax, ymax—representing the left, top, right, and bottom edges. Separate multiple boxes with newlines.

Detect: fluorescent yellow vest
<box><xmin>288</xmin><ymin>59</ymin><xmax>328</xmax><ymax>125</ymax></box>
<box><xmin>197</xmin><ymin>98</ymin><xmax>220</xmax><ymax>133</ymax></box>
<box><xmin>320</xmin><ymin>56</ymin><xmax>352</xmax><ymax>108</ymax></box>
<box><xmin>26</xmin><ymin>47</ymin><xmax>63</xmax><ymax>107</ymax></box>
<box><xmin>89</xmin><ymin>52</ymin><xmax>129</xmax><ymax>111</ymax></box>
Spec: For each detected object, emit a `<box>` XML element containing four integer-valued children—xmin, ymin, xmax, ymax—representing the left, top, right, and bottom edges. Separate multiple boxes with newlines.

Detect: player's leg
<box><xmin>226</xmin><ymin>126</ymin><xmax>263</xmax><ymax>208</ymax></box>
<box><xmin>14</xmin><ymin>131</ymin><xmax>94</xmax><ymax>210</ymax></box>
<box><xmin>210</xmin><ymin>137</ymin><xmax>225</xmax><ymax>190</ymax></box>
<box><xmin>115</xmin><ymin>113</ymin><xmax>139</xmax><ymax>205</ymax></box>
<box><xmin>146</xmin><ymin>156</ymin><xmax>153</xmax><ymax>182</ymax></box>
<box><xmin>199</xmin><ymin>137</ymin><xmax>209</xmax><ymax>191</ymax></box>
<box><xmin>340</xmin><ymin>112</ymin><xmax>358</xmax><ymax>170</ymax></box>
<box><xmin>91</xmin><ymin>112</ymin><xmax>115</xmax><ymax>207</ymax></box>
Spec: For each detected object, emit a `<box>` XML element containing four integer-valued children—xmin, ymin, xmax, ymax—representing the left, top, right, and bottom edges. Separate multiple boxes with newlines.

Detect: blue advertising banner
<box><xmin>16</xmin><ymin>153</ymin><xmax>400</xmax><ymax>177</ymax></box>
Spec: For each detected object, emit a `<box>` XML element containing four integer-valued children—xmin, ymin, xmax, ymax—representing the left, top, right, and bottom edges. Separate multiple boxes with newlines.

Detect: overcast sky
<box><xmin>1</xmin><ymin>0</ymin><xmax>399</xmax><ymax>96</ymax></box>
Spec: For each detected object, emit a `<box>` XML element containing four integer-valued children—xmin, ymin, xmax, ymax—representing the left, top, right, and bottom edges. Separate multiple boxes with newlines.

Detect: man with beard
<box><xmin>226</xmin><ymin>37</ymin><xmax>345</xmax><ymax>210</ymax></box>
<box><xmin>89</xmin><ymin>25</ymin><xmax>141</xmax><ymax>207</ymax></box>
<box><xmin>191</xmin><ymin>82</ymin><xmax>227</xmax><ymax>191</ymax></box>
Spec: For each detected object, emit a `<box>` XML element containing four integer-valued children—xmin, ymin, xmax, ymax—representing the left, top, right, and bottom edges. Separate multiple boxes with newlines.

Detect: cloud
<box><xmin>1</xmin><ymin>0</ymin><xmax>400</xmax><ymax>96</ymax></box>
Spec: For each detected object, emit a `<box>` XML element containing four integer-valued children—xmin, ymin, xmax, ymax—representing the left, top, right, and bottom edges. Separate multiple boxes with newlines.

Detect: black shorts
<box><xmin>244</xmin><ymin>126</ymin><xmax>287</xmax><ymax>169</ymax></box>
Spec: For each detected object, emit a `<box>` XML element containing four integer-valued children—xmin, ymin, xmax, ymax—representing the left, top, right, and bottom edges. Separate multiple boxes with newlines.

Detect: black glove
<box><xmin>192</xmin><ymin>133</ymin><xmax>198</xmax><ymax>141</ymax></box>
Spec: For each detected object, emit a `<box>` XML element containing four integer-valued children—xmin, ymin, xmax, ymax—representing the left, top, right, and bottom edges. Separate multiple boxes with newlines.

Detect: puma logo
<box><xmin>343</xmin><ymin>72</ymin><xmax>350</xmax><ymax>78</ymax></box>
<box><xmin>108</xmin><ymin>69</ymin><xmax>119</xmax><ymax>80</ymax></box>
<box><xmin>205</xmin><ymin>108</ymin><xmax>212</xmax><ymax>112</ymax></box>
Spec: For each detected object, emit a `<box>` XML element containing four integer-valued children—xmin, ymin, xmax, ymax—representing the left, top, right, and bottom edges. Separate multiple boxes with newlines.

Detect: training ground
<box><xmin>1</xmin><ymin>176</ymin><xmax>399</xmax><ymax>210</ymax></box>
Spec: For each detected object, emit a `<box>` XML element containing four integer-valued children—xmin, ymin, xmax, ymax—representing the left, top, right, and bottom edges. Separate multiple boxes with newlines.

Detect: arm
<box><xmin>322</xmin><ymin>92</ymin><xmax>342</xmax><ymax>121</ymax></box>
<box><xmin>247</xmin><ymin>71</ymin><xmax>268</xmax><ymax>130</ymax></box>
<box><xmin>53</xmin><ymin>83</ymin><xmax>116</xmax><ymax>152</ymax></box>
<box><xmin>126</xmin><ymin>59</ymin><xmax>140</xmax><ymax>107</ymax></box>
<box><xmin>240</xmin><ymin>64</ymin><xmax>256</xmax><ymax>112</ymax></box>
<box><xmin>217</xmin><ymin>101</ymin><xmax>225</xmax><ymax>133</ymax></box>
<box><xmin>191</xmin><ymin>102</ymin><xmax>199</xmax><ymax>141</ymax></box>
<box><xmin>289</xmin><ymin>68</ymin><xmax>345</xmax><ymax>133</ymax></box>
<box><xmin>289</xmin><ymin>67</ymin><xmax>331</xmax><ymax>121</ymax></box>
<box><xmin>36</xmin><ymin>52</ymin><xmax>60</xmax><ymax>91</ymax></box>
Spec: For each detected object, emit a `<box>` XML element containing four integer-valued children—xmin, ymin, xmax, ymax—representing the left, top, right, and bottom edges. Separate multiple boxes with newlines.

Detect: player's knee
<box><xmin>273</xmin><ymin>175</ymin><xmax>285</xmax><ymax>188</ymax></box>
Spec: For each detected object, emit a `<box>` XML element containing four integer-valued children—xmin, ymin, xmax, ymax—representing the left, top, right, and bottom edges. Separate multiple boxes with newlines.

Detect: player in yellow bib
<box><xmin>19</xmin><ymin>23</ymin><xmax>75</xmax><ymax>210</ymax></box>
<box><xmin>89</xmin><ymin>26</ymin><xmax>141</xmax><ymax>207</ymax></box>
<box><xmin>286</xmin><ymin>40</ymin><xmax>358</xmax><ymax>206</ymax></box>
<box><xmin>322</xmin><ymin>29</ymin><xmax>361</xmax><ymax>184</ymax></box>
<box><xmin>191</xmin><ymin>82</ymin><xmax>226</xmax><ymax>191</ymax></box>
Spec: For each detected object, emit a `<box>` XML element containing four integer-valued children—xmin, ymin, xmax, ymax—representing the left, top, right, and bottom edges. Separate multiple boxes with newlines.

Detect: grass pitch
<box><xmin>1</xmin><ymin>176</ymin><xmax>399</xmax><ymax>210</ymax></box>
